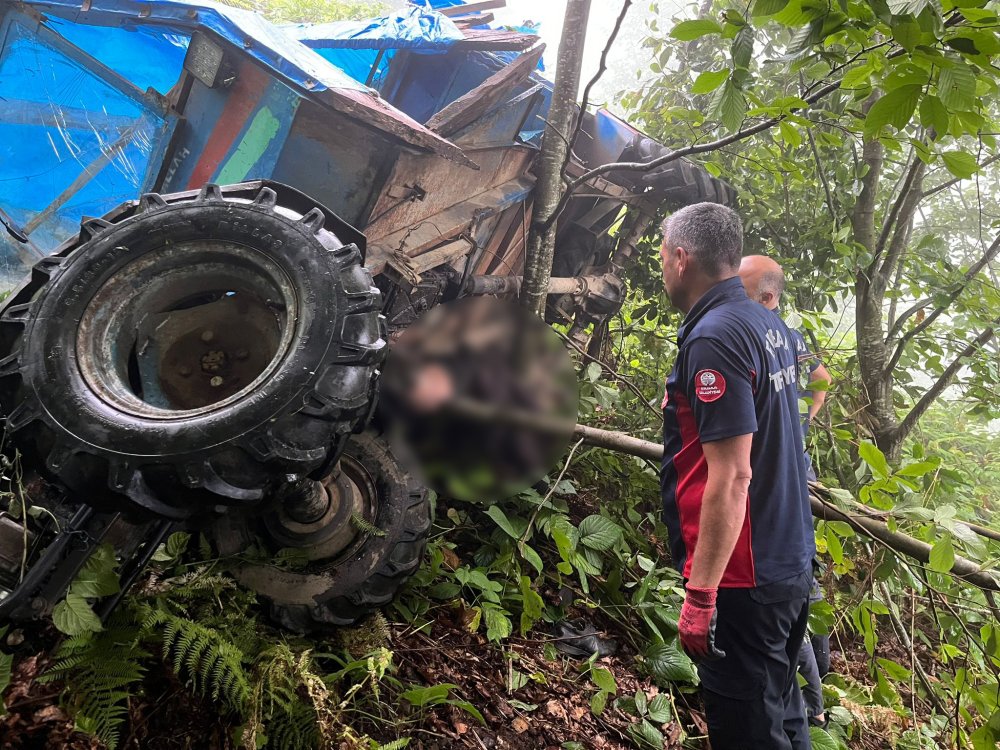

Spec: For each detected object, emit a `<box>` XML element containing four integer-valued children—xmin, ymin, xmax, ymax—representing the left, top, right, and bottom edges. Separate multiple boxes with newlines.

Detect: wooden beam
<box><xmin>425</xmin><ymin>44</ymin><xmax>544</xmax><ymax>137</ymax></box>
<box><xmin>455</xmin><ymin>28</ymin><xmax>540</xmax><ymax>51</ymax></box>
<box><xmin>438</xmin><ymin>0</ymin><xmax>507</xmax><ymax>17</ymax></box>
<box><xmin>454</xmin><ymin>13</ymin><xmax>495</xmax><ymax>27</ymax></box>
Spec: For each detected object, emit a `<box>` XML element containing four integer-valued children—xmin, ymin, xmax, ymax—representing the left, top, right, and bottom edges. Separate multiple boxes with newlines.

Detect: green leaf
<box><xmin>710</xmin><ymin>80</ymin><xmax>747</xmax><ymax>131</ymax></box>
<box><xmin>517</xmin><ymin>542</ymin><xmax>543</xmax><ymax>574</ymax></box>
<box><xmin>941</xmin><ymin>150</ymin><xmax>979</xmax><ymax>178</ymax></box>
<box><xmin>692</xmin><ymin>69</ymin><xmax>730</xmax><ymax>94</ymax></box>
<box><xmin>929</xmin><ymin>536</ymin><xmax>955</xmax><ymax>573</ymax></box>
<box><xmin>590</xmin><ymin>689</ymin><xmax>609</xmax><ymax>715</ymax></box>
<box><xmin>779</xmin><ymin>121</ymin><xmax>802</xmax><ymax>149</ymax></box>
<box><xmin>858</xmin><ymin>441</ymin><xmax>891</xmax><ymax>479</ymax></box>
<box><xmin>591</xmin><ymin>666</ymin><xmax>617</xmax><ymax>694</ymax></box>
<box><xmin>519</xmin><ymin>576</ymin><xmax>545</xmax><ymax>636</ymax></box>
<box><xmin>448</xmin><ymin>699</ymin><xmax>486</xmax><ymax>725</ymax></box>
<box><xmin>809</xmin><ymin>727</ymin><xmax>839</xmax><ymax>750</ymax></box>
<box><xmin>841</xmin><ymin>63</ymin><xmax>873</xmax><ymax>90</ymax></box>
<box><xmin>485</xmin><ymin>506</ymin><xmax>525</xmax><ymax>539</ymax></box>
<box><xmin>627</xmin><ymin>719</ymin><xmax>665</xmax><ymax>750</ymax></box>
<box><xmin>670</xmin><ymin>19</ymin><xmax>724</xmax><ymax>41</ymax></box>
<box><xmin>877</xmin><ymin>657</ymin><xmax>913</xmax><ymax>681</ymax></box>
<box><xmin>0</xmin><ymin>652</ymin><xmax>12</xmax><ymax>715</ymax></box>
<box><xmin>483</xmin><ymin>605</ymin><xmax>513</xmax><ymax>642</ymax></box>
<box><xmin>70</xmin><ymin>544</ymin><xmax>120</xmax><ymax>599</ymax></box>
<box><xmin>864</xmin><ymin>85</ymin><xmax>921</xmax><ymax>136</ymax></box>
<box><xmin>888</xmin><ymin>0</ymin><xmax>929</xmax><ymax>15</ymax></box>
<box><xmin>644</xmin><ymin>641</ymin><xmax>697</xmax><ymax>685</ymax></box>
<box><xmin>731</xmin><ymin>26</ymin><xmax>755</xmax><ymax>69</ymax></box>
<box><xmin>937</xmin><ymin>61</ymin><xmax>977</xmax><ymax>111</ymax></box>
<box><xmin>52</xmin><ymin>593</ymin><xmax>103</xmax><ymax>636</ymax></box>
<box><xmin>752</xmin><ymin>0</ymin><xmax>790</xmax><ymax>17</ymax></box>
<box><xmin>647</xmin><ymin>694</ymin><xmax>672</xmax><ymax>723</ymax></box>
<box><xmin>919</xmin><ymin>92</ymin><xmax>950</xmax><ymax>134</ymax></box>
<box><xmin>401</xmin><ymin>683</ymin><xmax>456</xmax><ymax>707</ymax></box>
<box><xmin>578</xmin><ymin>515</ymin><xmax>623</xmax><ymax>551</ymax></box>
<box><xmin>897</xmin><ymin>459</ymin><xmax>939</xmax><ymax>477</ymax></box>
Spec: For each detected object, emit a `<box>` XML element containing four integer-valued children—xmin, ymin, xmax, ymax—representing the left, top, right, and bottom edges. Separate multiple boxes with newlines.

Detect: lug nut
<box><xmin>201</xmin><ymin>330</ymin><xmax>215</xmax><ymax>343</ymax></box>
<box><xmin>210</xmin><ymin>376</ymin><xmax>224</xmax><ymax>387</ymax></box>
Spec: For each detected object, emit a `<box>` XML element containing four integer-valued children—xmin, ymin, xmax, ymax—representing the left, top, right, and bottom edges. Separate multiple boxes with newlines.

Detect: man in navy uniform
<box><xmin>659</xmin><ymin>203</ymin><xmax>814</xmax><ymax>749</ymax></box>
<box><xmin>739</xmin><ymin>254</ymin><xmax>832</xmax><ymax>479</ymax></box>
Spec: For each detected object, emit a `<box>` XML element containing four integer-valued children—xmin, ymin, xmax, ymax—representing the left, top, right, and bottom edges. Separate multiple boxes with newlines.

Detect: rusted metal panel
<box><xmin>424</xmin><ymin>44</ymin><xmax>544</xmax><ymax>137</ymax></box>
<box><xmin>363</xmin><ymin>144</ymin><xmax>535</xmax><ymax>240</ymax></box>
<box><xmin>271</xmin><ymin>98</ymin><xmax>398</xmax><ymax>227</ymax></box>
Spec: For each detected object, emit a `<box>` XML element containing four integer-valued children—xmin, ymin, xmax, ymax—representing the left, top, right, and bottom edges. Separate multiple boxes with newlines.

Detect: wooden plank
<box><xmin>411</xmin><ymin>237</ymin><xmax>474</xmax><ymax>275</ymax></box>
<box><xmin>364</xmin><ymin>145</ymin><xmax>535</xmax><ymax>240</ymax></box>
<box><xmin>438</xmin><ymin>0</ymin><xmax>506</xmax><ymax>17</ymax></box>
<box><xmin>451</xmin><ymin>85</ymin><xmax>541</xmax><ymax>148</ymax></box>
<box><xmin>424</xmin><ymin>44</ymin><xmax>544</xmax><ymax>137</ymax></box>
<box><xmin>454</xmin><ymin>13</ymin><xmax>495</xmax><ymax>26</ymax></box>
<box><xmin>366</xmin><ymin>177</ymin><xmax>533</xmax><ymax>276</ymax></box>
<box><xmin>316</xmin><ymin>87</ymin><xmax>477</xmax><ymax>169</ymax></box>
<box><xmin>455</xmin><ymin>28</ymin><xmax>539</xmax><ymax>51</ymax></box>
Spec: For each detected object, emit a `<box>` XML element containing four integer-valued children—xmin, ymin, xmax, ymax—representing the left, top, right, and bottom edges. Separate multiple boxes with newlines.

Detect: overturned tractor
<box><xmin>0</xmin><ymin>0</ymin><xmax>733</xmax><ymax>631</ymax></box>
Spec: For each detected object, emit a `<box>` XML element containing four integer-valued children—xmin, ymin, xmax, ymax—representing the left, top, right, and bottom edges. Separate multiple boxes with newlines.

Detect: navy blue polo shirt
<box><xmin>660</xmin><ymin>277</ymin><xmax>815</xmax><ymax>588</ymax></box>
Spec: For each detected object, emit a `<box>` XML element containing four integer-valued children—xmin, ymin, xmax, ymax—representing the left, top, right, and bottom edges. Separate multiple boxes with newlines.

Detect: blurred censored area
<box><xmin>379</xmin><ymin>298</ymin><xmax>579</xmax><ymax>502</ymax></box>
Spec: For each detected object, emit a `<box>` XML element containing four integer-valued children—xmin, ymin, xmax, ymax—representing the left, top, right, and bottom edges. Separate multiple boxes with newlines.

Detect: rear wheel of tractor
<box><xmin>0</xmin><ymin>183</ymin><xmax>384</xmax><ymax>518</ymax></box>
<box><xmin>212</xmin><ymin>432</ymin><xmax>431</xmax><ymax>633</ymax></box>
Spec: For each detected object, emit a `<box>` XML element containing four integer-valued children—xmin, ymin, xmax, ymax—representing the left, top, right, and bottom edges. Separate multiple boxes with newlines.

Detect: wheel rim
<box><xmin>76</xmin><ymin>241</ymin><xmax>298</xmax><ymax>418</ymax></box>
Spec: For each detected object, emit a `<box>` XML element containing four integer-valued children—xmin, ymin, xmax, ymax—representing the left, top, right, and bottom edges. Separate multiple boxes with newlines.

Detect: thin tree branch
<box><xmin>921</xmin><ymin>154</ymin><xmax>1000</xmax><ymax>201</ymax></box>
<box><xmin>885</xmin><ymin>232</ymin><xmax>1000</xmax><ymax>371</ymax></box>
<box><xmin>896</xmin><ymin>320</ymin><xmax>999</xmax><ymax>441</ymax></box>
<box><xmin>874</xmin><ymin>149</ymin><xmax>925</xmax><ymax>283</ymax></box>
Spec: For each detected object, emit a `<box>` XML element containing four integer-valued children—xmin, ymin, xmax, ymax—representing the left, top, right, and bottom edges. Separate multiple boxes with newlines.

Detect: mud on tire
<box><xmin>213</xmin><ymin>432</ymin><xmax>431</xmax><ymax>632</ymax></box>
<box><xmin>0</xmin><ymin>182</ymin><xmax>384</xmax><ymax>518</ymax></box>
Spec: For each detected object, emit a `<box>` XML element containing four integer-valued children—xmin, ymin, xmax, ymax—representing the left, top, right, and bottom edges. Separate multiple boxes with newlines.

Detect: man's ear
<box><xmin>761</xmin><ymin>291</ymin><xmax>775</xmax><ymax>307</ymax></box>
<box><xmin>675</xmin><ymin>246</ymin><xmax>689</xmax><ymax>274</ymax></box>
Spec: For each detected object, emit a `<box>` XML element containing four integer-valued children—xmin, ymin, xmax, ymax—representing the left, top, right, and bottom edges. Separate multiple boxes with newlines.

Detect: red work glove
<box><xmin>678</xmin><ymin>586</ymin><xmax>726</xmax><ymax>662</ymax></box>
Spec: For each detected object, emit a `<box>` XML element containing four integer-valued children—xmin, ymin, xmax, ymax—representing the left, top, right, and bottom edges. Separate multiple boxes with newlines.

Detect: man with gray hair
<box><xmin>659</xmin><ymin>203</ymin><xmax>814</xmax><ymax>749</ymax></box>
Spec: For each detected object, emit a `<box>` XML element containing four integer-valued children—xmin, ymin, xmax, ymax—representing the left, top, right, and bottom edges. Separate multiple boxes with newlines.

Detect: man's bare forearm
<box><xmin>686</xmin><ymin>472</ymin><xmax>752</xmax><ymax>589</ymax></box>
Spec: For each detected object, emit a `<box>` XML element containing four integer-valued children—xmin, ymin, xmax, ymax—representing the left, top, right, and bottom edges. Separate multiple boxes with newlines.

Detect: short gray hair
<box><xmin>661</xmin><ymin>203</ymin><xmax>743</xmax><ymax>277</ymax></box>
<box><xmin>758</xmin><ymin>268</ymin><xmax>786</xmax><ymax>301</ymax></box>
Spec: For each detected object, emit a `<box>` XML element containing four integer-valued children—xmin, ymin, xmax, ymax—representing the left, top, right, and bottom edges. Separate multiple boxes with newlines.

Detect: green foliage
<box><xmin>219</xmin><ymin>0</ymin><xmax>386</xmax><ymax>24</ymax></box>
<box><xmin>41</xmin><ymin>623</ymin><xmax>148</xmax><ymax>749</ymax></box>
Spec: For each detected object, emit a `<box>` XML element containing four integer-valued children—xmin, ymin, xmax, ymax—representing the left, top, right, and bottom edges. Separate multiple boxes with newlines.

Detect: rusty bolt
<box><xmin>201</xmin><ymin>330</ymin><xmax>215</xmax><ymax>343</ymax></box>
<box><xmin>178</xmin><ymin>366</ymin><xmax>192</xmax><ymax>377</ymax></box>
<box><xmin>202</xmin><ymin>350</ymin><xmax>226</xmax><ymax>372</ymax></box>
<box><xmin>235</xmin><ymin>349</ymin><xmax>249</xmax><ymax>360</ymax></box>
<box><xmin>210</xmin><ymin>376</ymin><xmax>224</xmax><ymax>387</ymax></box>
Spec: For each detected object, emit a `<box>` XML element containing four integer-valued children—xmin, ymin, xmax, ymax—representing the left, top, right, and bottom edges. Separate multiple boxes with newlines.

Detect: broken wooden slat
<box><xmin>411</xmin><ymin>237</ymin><xmax>475</xmax><ymax>275</ymax></box>
<box><xmin>438</xmin><ymin>0</ymin><xmax>506</xmax><ymax>17</ymax></box>
<box><xmin>455</xmin><ymin>28</ymin><xmax>540</xmax><ymax>51</ymax></box>
<box><xmin>453</xmin><ymin>13</ymin><xmax>495</xmax><ymax>26</ymax></box>
<box><xmin>424</xmin><ymin>44</ymin><xmax>544</xmax><ymax>137</ymax></box>
<box><xmin>366</xmin><ymin>177</ymin><xmax>534</xmax><ymax>276</ymax></box>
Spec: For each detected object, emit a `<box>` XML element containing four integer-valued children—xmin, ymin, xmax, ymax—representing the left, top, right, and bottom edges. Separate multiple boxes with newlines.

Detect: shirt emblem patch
<box><xmin>694</xmin><ymin>369</ymin><xmax>726</xmax><ymax>402</ymax></box>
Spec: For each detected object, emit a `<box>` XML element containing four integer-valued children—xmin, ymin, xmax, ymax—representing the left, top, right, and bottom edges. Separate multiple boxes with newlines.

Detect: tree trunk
<box><xmin>520</xmin><ymin>0</ymin><xmax>592</xmax><ymax>316</ymax></box>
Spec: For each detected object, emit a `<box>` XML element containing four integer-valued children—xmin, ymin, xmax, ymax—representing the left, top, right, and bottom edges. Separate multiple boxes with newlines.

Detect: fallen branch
<box><xmin>571</xmin><ymin>423</ymin><xmax>1000</xmax><ymax>592</ymax></box>
<box><xmin>438</xmin><ymin>397</ymin><xmax>1000</xmax><ymax>591</ymax></box>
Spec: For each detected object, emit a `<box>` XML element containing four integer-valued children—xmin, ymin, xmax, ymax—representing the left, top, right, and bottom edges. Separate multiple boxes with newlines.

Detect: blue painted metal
<box><xmin>18</xmin><ymin>0</ymin><xmax>369</xmax><ymax>92</ymax></box>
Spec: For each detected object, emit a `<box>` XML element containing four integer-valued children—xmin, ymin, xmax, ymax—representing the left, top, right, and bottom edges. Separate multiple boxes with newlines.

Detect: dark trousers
<box><xmin>797</xmin><ymin>635</ymin><xmax>823</xmax><ymax>719</ymax></box>
<box><xmin>698</xmin><ymin>570</ymin><xmax>812</xmax><ymax>750</ymax></box>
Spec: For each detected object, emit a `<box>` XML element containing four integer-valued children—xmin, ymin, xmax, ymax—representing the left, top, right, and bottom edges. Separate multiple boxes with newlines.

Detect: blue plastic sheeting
<box><xmin>19</xmin><ymin>0</ymin><xmax>369</xmax><ymax>93</ymax></box>
<box><xmin>287</xmin><ymin>6</ymin><xmax>464</xmax><ymax>51</ymax></box>
<box><xmin>0</xmin><ymin>9</ymin><xmax>176</xmax><ymax>285</ymax></box>
<box><xmin>47</xmin><ymin>17</ymin><xmax>189</xmax><ymax>95</ymax></box>
<box><xmin>286</xmin><ymin>6</ymin><xmax>462</xmax><ymax>86</ymax></box>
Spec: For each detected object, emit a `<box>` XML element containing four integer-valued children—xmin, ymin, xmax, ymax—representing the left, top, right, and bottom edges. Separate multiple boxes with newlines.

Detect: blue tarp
<box><xmin>19</xmin><ymin>0</ymin><xmax>369</xmax><ymax>93</ymax></box>
<box><xmin>285</xmin><ymin>5</ymin><xmax>464</xmax><ymax>85</ymax></box>
<box><xmin>287</xmin><ymin>6</ymin><xmax>464</xmax><ymax>52</ymax></box>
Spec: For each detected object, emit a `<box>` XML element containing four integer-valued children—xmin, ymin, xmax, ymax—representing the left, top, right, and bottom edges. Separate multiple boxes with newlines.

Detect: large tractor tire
<box><xmin>211</xmin><ymin>432</ymin><xmax>431</xmax><ymax>632</ymax></box>
<box><xmin>0</xmin><ymin>182</ymin><xmax>384</xmax><ymax>519</ymax></box>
